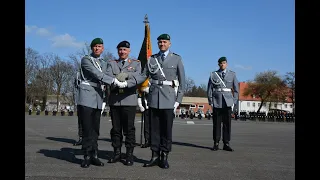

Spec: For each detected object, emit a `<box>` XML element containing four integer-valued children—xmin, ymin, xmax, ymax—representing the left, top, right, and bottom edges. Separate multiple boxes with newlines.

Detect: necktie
<box><xmin>161</xmin><ymin>54</ymin><xmax>165</xmax><ymax>62</ymax></box>
<box><xmin>222</xmin><ymin>72</ymin><xmax>225</xmax><ymax>79</ymax></box>
<box><xmin>122</xmin><ymin>60</ymin><xmax>125</xmax><ymax>66</ymax></box>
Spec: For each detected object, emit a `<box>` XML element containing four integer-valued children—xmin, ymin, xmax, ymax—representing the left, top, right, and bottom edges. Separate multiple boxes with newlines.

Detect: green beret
<box><xmin>157</xmin><ymin>34</ymin><xmax>170</xmax><ymax>40</ymax></box>
<box><xmin>117</xmin><ymin>41</ymin><xmax>130</xmax><ymax>48</ymax></box>
<box><xmin>218</xmin><ymin>57</ymin><xmax>227</xmax><ymax>63</ymax></box>
<box><xmin>90</xmin><ymin>38</ymin><xmax>103</xmax><ymax>47</ymax></box>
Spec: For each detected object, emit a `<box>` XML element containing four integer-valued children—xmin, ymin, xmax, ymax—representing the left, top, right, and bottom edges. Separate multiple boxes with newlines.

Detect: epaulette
<box><xmin>172</xmin><ymin>52</ymin><xmax>180</xmax><ymax>56</ymax></box>
<box><xmin>151</xmin><ymin>54</ymin><xmax>157</xmax><ymax>58</ymax></box>
<box><xmin>228</xmin><ymin>69</ymin><xmax>235</xmax><ymax>73</ymax></box>
<box><xmin>130</xmin><ymin>59</ymin><xmax>140</xmax><ymax>62</ymax></box>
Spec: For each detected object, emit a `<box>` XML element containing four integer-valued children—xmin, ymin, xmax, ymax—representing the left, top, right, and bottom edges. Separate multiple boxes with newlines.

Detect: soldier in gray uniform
<box><xmin>77</xmin><ymin>38</ymin><xmax>126</xmax><ymax>168</ymax></box>
<box><xmin>28</xmin><ymin>104</ymin><xmax>33</xmax><ymax>115</ymax></box>
<box><xmin>36</xmin><ymin>105</ymin><xmax>41</xmax><ymax>115</ymax></box>
<box><xmin>74</xmin><ymin>75</ymin><xmax>83</xmax><ymax>146</ymax></box>
<box><xmin>207</xmin><ymin>57</ymin><xmax>239</xmax><ymax>152</ymax></box>
<box><xmin>105</xmin><ymin>41</ymin><xmax>146</xmax><ymax>166</ymax></box>
<box><xmin>142</xmin><ymin>34</ymin><xmax>185</xmax><ymax>169</ymax></box>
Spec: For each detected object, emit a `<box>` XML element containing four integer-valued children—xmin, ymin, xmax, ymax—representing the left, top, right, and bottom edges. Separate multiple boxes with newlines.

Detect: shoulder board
<box><xmin>172</xmin><ymin>53</ymin><xmax>180</xmax><ymax>56</ymax></box>
<box><xmin>108</xmin><ymin>59</ymin><xmax>118</xmax><ymax>62</ymax></box>
<box><xmin>151</xmin><ymin>54</ymin><xmax>157</xmax><ymax>58</ymax></box>
<box><xmin>228</xmin><ymin>69</ymin><xmax>235</xmax><ymax>73</ymax></box>
<box><xmin>131</xmin><ymin>59</ymin><xmax>140</xmax><ymax>62</ymax></box>
<box><xmin>83</xmin><ymin>55</ymin><xmax>90</xmax><ymax>59</ymax></box>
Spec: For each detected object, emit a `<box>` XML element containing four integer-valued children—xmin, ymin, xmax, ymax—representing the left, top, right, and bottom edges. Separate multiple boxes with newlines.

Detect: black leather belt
<box><xmin>110</xmin><ymin>88</ymin><xmax>136</xmax><ymax>94</ymax></box>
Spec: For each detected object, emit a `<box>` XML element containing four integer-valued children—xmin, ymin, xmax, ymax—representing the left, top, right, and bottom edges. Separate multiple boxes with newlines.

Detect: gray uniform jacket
<box><xmin>142</xmin><ymin>51</ymin><xmax>185</xmax><ymax>109</ymax></box>
<box><xmin>207</xmin><ymin>69</ymin><xmax>239</xmax><ymax>108</ymax></box>
<box><xmin>105</xmin><ymin>59</ymin><xmax>145</xmax><ymax>106</ymax></box>
<box><xmin>77</xmin><ymin>54</ymin><xmax>114</xmax><ymax>109</ymax></box>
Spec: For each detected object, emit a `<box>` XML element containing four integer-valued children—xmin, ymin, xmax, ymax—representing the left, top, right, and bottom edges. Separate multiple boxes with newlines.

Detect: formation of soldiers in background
<box><xmin>28</xmin><ymin>103</ymin><xmax>76</xmax><ymax>116</ymax></box>
<box><xmin>27</xmin><ymin>103</ymin><xmax>295</xmax><ymax>122</ymax></box>
<box><xmin>238</xmin><ymin>110</ymin><xmax>295</xmax><ymax>122</ymax></box>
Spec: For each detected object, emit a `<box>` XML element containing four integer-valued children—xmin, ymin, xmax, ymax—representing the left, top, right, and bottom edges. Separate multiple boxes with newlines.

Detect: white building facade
<box><xmin>237</xmin><ymin>100</ymin><xmax>294</xmax><ymax>113</ymax></box>
<box><xmin>236</xmin><ymin>82</ymin><xmax>294</xmax><ymax>114</ymax></box>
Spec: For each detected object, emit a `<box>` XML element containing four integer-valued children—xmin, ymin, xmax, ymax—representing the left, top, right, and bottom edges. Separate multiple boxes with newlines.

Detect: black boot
<box><xmin>90</xmin><ymin>150</ymin><xmax>104</xmax><ymax>166</ymax></box>
<box><xmin>141</xmin><ymin>140</ymin><xmax>150</xmax><ymax>148</ymax></box>
<box><xmin>223</xmin><ymin>143</ymin><xmax>234</xmax><ymax>152</ymax></box>
<box><xmin>211</xmin><ymin>142</ymin><xmax>219</xmax><ymax>151</ymax></box>
<box><xmin>73</xmin><ymin>137</ymin><xmax>82</xmax><ymax>146</ymax></box>
<box><xmin>160</xmin><ymin>151</ymin><xmax>169</xmax><ymax>169</ymax></box>
<box><xmin>81</xmin><ymin>151</ymin><xmax>91</xmax><ymax>168</ymax></box>
<box><xmin>108</xmin><ymin>148</ymin><xmax>121</xmax><ymax>163</ymax></box>
<box><xmin>124</xmin><ymin>147</ymin><xmax>134</xmax><ymax>166</ymax></box>
<box><xmin>143</xmin><ymin>151</ymin><xmax>160</xmax><ymax>167</ymax></box>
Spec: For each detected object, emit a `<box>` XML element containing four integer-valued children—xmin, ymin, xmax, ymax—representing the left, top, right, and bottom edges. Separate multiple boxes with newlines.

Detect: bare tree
<box><xmin>284</xmin><ymin>72</ymin><xmax>295</xmax><ymax>113</ymax></box>
<box><xmin>25</xmin><ymin>47</ymin><xmax>40</xmax><ymax>106</ymax></box>
<box><xmin>48</xmin><ymin>54</ymin><xmax>74</xmax><ymax>109</ymax></box>
<box><xmin>199</xmin><ymin>84</ymin><xmax>207</xmax><ymax>92</ymax></box>
<box><xmin>184</xmin><ymin>77</ymin><xmax>195</xmax><ymax>95</ymax></box>
<box><xmin>69</xmin><ymin>42</ymin><xmax>116</xmax><ymax>68</ymax></box>
<box><xmin>33</xmin><ymin>54</ymin><xmax>55</xmax><ymax>109</ymax></box>
<box><xmin>103</xmin><ymin>50</ymin><xmax>117</xmax><ymax>61</ymax></box>
<box><xmin>243</xmin><ymin>70</ymin><xmax>286</xmax><ymax>113</ymax></box>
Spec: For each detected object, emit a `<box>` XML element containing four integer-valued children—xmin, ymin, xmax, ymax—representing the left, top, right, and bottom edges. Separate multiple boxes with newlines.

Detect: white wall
<box><xmin>238</xmin><ymin>100</ymin><xmax>293</xmax><ymax>113</ymax></box>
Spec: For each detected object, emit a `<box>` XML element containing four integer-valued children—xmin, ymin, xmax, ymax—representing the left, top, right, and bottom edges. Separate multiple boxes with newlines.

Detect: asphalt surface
<box><xmin>25</xmin><ymin>115</ymin><xmax>295</xmax><ymax>180</ymax></box>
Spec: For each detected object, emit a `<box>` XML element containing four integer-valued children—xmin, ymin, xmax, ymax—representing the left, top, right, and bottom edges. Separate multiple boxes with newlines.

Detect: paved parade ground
<box><xmin>25</xmin><ymin>115</ymin><xmax>295</xmax><ymax>180</ymax></box>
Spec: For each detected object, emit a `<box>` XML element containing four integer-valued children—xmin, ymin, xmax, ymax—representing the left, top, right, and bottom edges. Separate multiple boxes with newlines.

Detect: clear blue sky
<box><xmin>25</xmin><ymin>0</ymin><xmax>295</xmax><ymax>85</ymax></box>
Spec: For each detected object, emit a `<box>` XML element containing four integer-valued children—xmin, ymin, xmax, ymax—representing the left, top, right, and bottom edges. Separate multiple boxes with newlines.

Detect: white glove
<box><xmin>113</xmin><ymin>78</ymin><xmax>127</xmax><ymax>88</ymax></box>
<box><xmin>137</xmin><ymin>98</ymin><xmax>145</xmax><ymax>112</ymax></box>
<box><xmin>231</xmin><ymin>104</ymin><xmax>234</xmax><ymax>111</ymax></box>
<box><xmin>142</xmin><ymin>87</ymin><xmax>149</xmax><ymax>93</ymax></box>
<box><xmin>144</xmin><ymin>99</ymin><xmax>148</xmax><ymax>109</ymax></box>
<box><xmin>101</xmin><ymin>102</ymin><xmax>106</xmax><ymax>115</ymax></box>
<box><xmin>173</xmin><ymin>102</ymin><xmax>179</xmax><ymax>113</ymax></box>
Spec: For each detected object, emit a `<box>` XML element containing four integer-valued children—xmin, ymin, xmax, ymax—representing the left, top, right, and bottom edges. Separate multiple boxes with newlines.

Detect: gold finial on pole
<box><xmin>143</xmin><ymin>14</ymin><xmax>149</xmax><ymax>24</ymax></box>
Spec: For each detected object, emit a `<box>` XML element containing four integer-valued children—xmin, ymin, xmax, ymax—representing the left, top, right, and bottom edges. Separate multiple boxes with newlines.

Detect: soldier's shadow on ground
<box><xmin>37</xmin><ymin>148</ymin><xmax>83</xmax><ymax>164</ymax></box>
<box><xmin>46</xmin><ymin>137</ymin><xmax>211</xmax><ymax>151</ymax></box>
<box><xmin>46</xmin><ymin>137</ymin><xmax>76</xmax><ymax>145</ymax></box>
<box><xmin>100</xmin><ymin>138</ymin><xmax>212</xmax><ymax>150</ymax></box>
<box><xmin>37</xmin><ymin>147</ymin><xmax>148</xmax><ymax>165</ymax></box>
<box><xmin>43</xmin><ymin>137</ymin><xmax>148</xmax><ymax>165</ymax></box>
<box><xmin>172</xmin><ymin>141</ymin><xmax>212</xmax><ymax>150</ymax></box>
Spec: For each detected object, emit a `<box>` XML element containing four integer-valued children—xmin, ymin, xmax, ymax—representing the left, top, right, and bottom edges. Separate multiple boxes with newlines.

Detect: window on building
<box><xmin>263</xmin><ymin>103</ymin><xmax>266</xmax><ymax>107</ymax></box>
<box><xmin>284</xmin><ymin>104</ymin><xmax>287</xmax><ymax>108</ymax></box>
<box><xmin>253</xmin><ymin>95</ymin><xmax>256</xmax><ymax>98</ymax></box>
<box><xmin>274</xmin><ymin>104</ymin><xmax>277</xmax><ymax>108</ymax></box>
<box><xmin>198</xmin><ymin>105</ymin><xmax>204</xmax><ymax>109</ymax></box>
<box><xmin>290</xmin><ymin>105</ymin><xmax>293</xmax><ymax>108</ymax></box>
<box><xmin>258</xmin><ymin>103</ymin><xmax>261</xmax><ymax>107</ymax></box>
<box><xmin>247</xmin><ymin>102</ymin><xmax>250</xmax><ymax>107</ymax></box>
<box><xmin>253</xmin><ymin>103</ymin><xmax>255</xmax><ymax>107</ymax></box>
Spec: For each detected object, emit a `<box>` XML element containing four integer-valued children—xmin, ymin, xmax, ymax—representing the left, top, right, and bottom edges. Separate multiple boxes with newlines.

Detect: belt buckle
<box><xmin>119</xmin><ymin>89</ymin><xmax>124</xmax><ymax>93</ymax></box>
